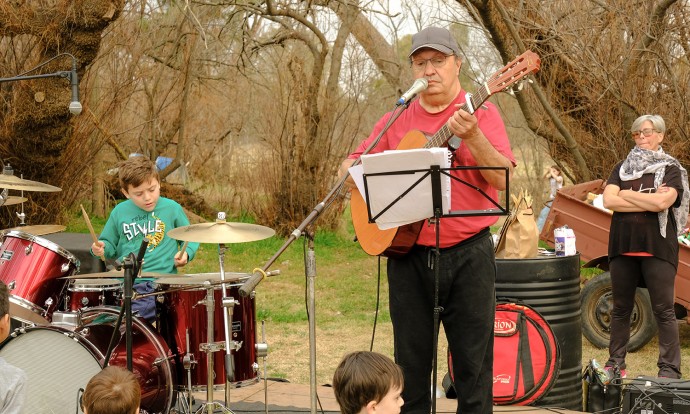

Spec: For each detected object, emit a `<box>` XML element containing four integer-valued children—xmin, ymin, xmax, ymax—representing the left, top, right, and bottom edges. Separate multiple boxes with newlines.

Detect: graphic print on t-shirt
<box><xmin>122</xmin><ymin>211</ymin><xmax>165</xmax><ymax>252</ymax></box>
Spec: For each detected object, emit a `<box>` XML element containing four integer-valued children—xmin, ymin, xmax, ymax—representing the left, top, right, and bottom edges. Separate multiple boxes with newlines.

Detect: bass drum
<box><xmin>0</xmin><ymin>307</ymin><xmax>176</xmax><ymax>414</ymax></box>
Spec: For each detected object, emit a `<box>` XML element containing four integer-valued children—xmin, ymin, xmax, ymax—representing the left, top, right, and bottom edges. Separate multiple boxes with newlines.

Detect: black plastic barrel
<box><xmin>496</xmin><ymin>254</ymin><xmax>582</xmax><ymax>410</ymax></box>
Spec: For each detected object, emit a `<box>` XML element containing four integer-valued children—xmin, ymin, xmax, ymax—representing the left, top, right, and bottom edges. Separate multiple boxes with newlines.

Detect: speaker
<box><xmin>622</xmin><ymin>376</ymin><xmax>690</xmax><ymax>414</ymax></box>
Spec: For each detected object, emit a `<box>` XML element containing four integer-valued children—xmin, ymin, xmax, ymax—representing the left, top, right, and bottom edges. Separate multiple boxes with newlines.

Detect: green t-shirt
<box><xmin>95</xmin><ymin>197</ymin><xmax>199</xmax><ymax>276</ymax></box>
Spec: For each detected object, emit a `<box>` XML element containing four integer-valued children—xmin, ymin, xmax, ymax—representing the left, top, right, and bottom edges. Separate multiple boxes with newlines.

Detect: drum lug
<box><xmin>43</xmin><ymin>297</ymin><xmax>53</xmax><ymax>312</ymax></box>
<box><xmin>255</xmin><ymin>342</ymin><xmax>268</xmax><ymax>358</ymax></box>
<box><xmin>182</xmin><ymin>352</ymin><xmax>197</xmax><ymax>370</ymax></box>
<box><xmin>252</xmin><ymin>362</ymin><xmax>259</xmax><ymax>373</ymax></box>
<box><xmin>24</xmin><ymin>242</ymin><xmax>32</xmax><ymax>255</ymax></box>
<box><xmin>60</xmin><ymin>262</ymin><xmax>71</xmax><ymax>273</ymax></box>
<box><xmin>7</xmin><ymin>280</ymin><xmax>15</xmax><ymax>290</ymax></box>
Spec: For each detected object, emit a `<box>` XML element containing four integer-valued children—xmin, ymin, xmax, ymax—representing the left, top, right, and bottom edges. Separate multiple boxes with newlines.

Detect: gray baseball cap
<box><xmin>409</xmin><ymin>27</ymin><xmax>460</xmax><ymax>58</ymax></box>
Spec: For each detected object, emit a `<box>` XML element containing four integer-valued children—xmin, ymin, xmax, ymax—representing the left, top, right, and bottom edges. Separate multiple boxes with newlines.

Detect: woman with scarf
<box><xmin>603</xmin><ymin>114</ymin><xmax>690</xmax><ymax>379</ymax></box>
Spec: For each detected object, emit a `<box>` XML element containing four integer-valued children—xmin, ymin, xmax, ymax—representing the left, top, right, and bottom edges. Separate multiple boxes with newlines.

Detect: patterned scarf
<box><xmin>619</xmin><ymin>146</ymin><xmax>690</xmax><ymax>237</ymax></box>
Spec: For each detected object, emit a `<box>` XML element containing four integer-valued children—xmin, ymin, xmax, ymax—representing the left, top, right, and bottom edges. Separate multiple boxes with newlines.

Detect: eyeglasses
<box><xmin>631</xmin><ymin>128</ymin><xmax>658</xmax><ymax>138</ymax></box>
<box><xmin>410</xmin><ymin>55</ymin><xmax>453</xmax><ymax>72</ymax></box>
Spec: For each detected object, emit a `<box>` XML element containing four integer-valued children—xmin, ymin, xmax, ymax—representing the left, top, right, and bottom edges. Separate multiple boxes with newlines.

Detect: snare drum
<box><xmin>0</xmin><ymin>306</ymin><xmax>176</xmax><ymax>413</ymax></box>
<box><xmin>159</xmin><ymin>273</ymin><xmax>258</xmax><ymax>390</ymax></box>
<box><xmin>63</xmin><ymin>278</ymin><xmax>122</xmax><ymax>311</ymax></box>
<box><xmin>0</xmin><ymin>230</ymin><xmax>79</xmax><ymax>324</ymax></box>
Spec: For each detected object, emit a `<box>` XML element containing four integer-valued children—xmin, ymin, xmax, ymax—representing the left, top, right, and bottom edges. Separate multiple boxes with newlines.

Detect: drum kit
<box><xmin>0</xmin><ymin>168</ymin><xmax>279</xmax><ymax>414</ymax></box>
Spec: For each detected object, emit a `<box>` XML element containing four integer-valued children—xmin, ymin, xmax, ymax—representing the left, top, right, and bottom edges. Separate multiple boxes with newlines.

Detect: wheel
<box><xmin>581</xmin><ymin>271</ymin><xmax>657</xmax><ymax>351</ymax></box>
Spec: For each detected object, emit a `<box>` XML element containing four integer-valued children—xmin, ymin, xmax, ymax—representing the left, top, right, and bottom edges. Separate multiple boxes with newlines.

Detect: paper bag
<box><xmin>495</xmin><ymin>189</ymin><xmax>539</xmax><ymax>259</ymax></box>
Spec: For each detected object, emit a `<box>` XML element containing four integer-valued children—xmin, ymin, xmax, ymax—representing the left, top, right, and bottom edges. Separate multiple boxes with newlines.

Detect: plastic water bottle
<box><xmin>591</xmin><ymin>359</ymin><xmax>610</xmax><ymax>385</ymax></box>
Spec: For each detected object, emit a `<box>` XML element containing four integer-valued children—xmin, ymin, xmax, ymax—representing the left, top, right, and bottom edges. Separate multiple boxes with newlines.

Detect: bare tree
<box><xmin>457</xmin><ymin>0</ymin><xmax>690</xmax><ymax>182</ymax></box>
<box><xmin>0</xmin><ymin>1</ymin><xmax>124</xmax><ymax>225</ymax></box>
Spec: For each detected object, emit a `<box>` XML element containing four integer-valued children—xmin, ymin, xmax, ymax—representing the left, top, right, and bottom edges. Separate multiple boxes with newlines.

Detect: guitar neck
<box><xmin>425</xmin><ymin>84</ymin><xmax>490</xmax><ymax>149</ymax></box>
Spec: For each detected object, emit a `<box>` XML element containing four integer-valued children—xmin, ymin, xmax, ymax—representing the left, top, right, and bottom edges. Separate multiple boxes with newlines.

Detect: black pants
<box><xmin>607</xmin><ymin>255</ymin><xmax>681</xmax><ymax>378</ymax></box>
<box><xmin>388</xmin><ymin>231</ymin><xmax>495</xmax><ymax>414</ymax></box>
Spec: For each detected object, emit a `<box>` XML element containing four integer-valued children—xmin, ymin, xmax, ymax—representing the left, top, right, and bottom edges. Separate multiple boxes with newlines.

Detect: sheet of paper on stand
<box><xmin>349</xmin><ymin>148</ymin><xmax>451</xmax><ymax>230</ymax></box>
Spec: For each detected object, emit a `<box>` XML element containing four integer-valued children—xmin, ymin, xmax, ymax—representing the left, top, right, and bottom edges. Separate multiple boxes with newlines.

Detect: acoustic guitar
<box><xmin>351</xmin><ymin>50</ymin><xmax>541</xmax><ymax>258</ymax></box>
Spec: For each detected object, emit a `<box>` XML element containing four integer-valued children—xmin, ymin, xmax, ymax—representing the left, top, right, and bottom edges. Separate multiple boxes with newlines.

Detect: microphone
<box><xmin>68</xmin><ymin>58</ymin><xmax>82</xmax><ymax>115</ymax></box>
<box><xmin>135</xmin><ymin>239</ymin><xmax>149</xmax><ymax>275</ymax></box>
<box><xmin>396</xmin><ymin>78</ymin><xmax>428</xmax><ymax>106</ymax></box>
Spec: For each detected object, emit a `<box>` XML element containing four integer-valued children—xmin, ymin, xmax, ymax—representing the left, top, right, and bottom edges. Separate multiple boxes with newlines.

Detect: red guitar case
<box><xmin>445</xmin><ymin>301</ymin><xmax>560</xmax><ymax>405</ymax></box>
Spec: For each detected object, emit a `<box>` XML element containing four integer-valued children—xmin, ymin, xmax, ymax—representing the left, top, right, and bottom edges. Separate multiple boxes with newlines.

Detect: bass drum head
<box><xmin>0</xmin><ymin>326</ymin><xmax>101</xmax><ymax>413</ymax></box>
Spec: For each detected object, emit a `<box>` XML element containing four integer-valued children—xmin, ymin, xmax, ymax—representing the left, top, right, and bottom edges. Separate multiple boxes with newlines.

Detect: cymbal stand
<box><xmin>195</xmin><ymin>281</ymin><xmax>234</xmax><ymax>414</ymax></box>
<box><xmin>217</xmin><ymin>242</ymin><xmax>239</xmax><ymax>387</ymax></box>
<box><xmin>306</xmin><ymin>232</ymin><xmax>317</xmax><ymax>414</ymax></box>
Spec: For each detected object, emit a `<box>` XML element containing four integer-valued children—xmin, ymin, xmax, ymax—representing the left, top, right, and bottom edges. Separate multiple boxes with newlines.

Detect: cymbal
<box><xmin>156</xmin><ymin>272</ymin><xmax>250</xmax><ymax>286</ymax></box>
<box><xmin>167</xmin><ymin>222</ymin><xmax>275</xmax><ymax>244</ymax></box>
<box><xmin>5</xmin><ymin>224</ymin><xmax>66</xmax><ymax>236</ymax></box>
<box><xmin>61</xmin><ymin>271</ymin><xmax>174</xmax><ymax>279</ymax></box>
<box><xmin>0</xmin><ymin>196</ymin><xmax>27</xmax><ymax>206</ymax></box>
<box><xmin>0</xmin><ymin>174</ymin><xmax>61</xmax><ymax>192</ymax></box>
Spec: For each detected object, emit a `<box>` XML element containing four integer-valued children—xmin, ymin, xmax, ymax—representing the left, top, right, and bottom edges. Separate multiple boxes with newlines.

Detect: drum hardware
<box><xmin>184</xmin><ymin>330</ymin><xmax>197</xmax><ymax>410</ymax></box>
<box><xmin>103</xmin><ymin>239</ymin><xmax>148</xmax><ymax>372</ymax></box>
<box><xmin>197</xmin><ymin>282</ymin><xmax>235</xmax><ymax>414</ymax></box>
<box><xmin>164</xmin><ymin>212</ymin><xmax>275</xmax><ymax>412</ymax></box>
<box><xmin>259</xmin><ymin>320</ymin><xmax>269</xmax><ymax>414</ymax></box>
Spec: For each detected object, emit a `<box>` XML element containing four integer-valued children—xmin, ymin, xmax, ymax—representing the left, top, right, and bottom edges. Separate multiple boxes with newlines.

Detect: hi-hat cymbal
<box><xmin>0</xmin><ymin>196</ymin><xmax>27</xmax><ymax>206</ymax></box>
<box><xmin>0</xmin><ymin>174</ymin><xmax>61</xmax><ymax>192</ymax></box>
<box><xmin>5</xmin><ymin>224</ymin><xmax>66</xmax><ymax>236</ymax></box>
<box><xmin>167</xmin><ymin>221</ymin><xmax>275</xmax><ymax>244</ymax></box>
<box><xmin>61</xmin><ymin>271</ymin><xmax>174</xmax><ymax>279</ymax></box>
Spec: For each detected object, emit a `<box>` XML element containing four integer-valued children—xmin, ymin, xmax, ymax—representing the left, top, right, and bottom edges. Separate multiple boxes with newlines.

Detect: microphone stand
<box><xmin>103</xmin><ymin>240</ymin><xmax>148</xmax><ymax>371</ymax></box>
<box><xmin>236</xmin><ymin>102</ymin><xmax>412</xmax><ymax>414</ymax></box>
<box><xmin>0</xmin><ymin>53</ymin><xmax>78</xmax><ymax>104</ymax></box>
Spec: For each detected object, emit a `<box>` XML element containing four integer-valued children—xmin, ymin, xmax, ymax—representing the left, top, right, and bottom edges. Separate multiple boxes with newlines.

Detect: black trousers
<box><xmin>388</xmin><ymin>232</ymin><xmax>495</xmax><ymax>414</ymax></box>
<box><xmin>607</xmin><ymin>255</ymin><xmax>681</xmax><ymax>378</ymax></box>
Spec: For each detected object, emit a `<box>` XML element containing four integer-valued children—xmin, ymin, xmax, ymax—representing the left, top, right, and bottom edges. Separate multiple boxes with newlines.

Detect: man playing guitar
<box><xmin>339</xmin><ymin>26</ymin><xmax>516</xmax><ymax>414</ymax></box>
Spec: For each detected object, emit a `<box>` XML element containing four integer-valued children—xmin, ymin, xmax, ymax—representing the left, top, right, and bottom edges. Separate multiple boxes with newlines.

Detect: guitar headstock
<box><xmin>486</xmin><ymin>50</ymin><xmax>541</xmax><ymax>95</ymax></box>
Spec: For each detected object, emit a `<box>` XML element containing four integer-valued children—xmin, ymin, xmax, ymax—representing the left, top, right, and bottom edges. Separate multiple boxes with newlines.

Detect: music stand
<box><xmin>362</xmin><ymin>162</ymin><xmax>509</xmax><ymax>414</ymax></box>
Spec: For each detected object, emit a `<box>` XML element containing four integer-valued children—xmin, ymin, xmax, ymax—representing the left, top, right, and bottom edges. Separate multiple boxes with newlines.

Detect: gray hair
<box><xmin>631</xmin><ymin>114</ymin><xmax>666</xmax><ymax>134</ymax></box>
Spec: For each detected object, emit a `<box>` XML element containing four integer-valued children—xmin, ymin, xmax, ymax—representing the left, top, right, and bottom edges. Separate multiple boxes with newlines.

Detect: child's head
<box><xmin>0</xmin><ymin>281</ymin><xmax>9</xmax><ymax>343</ymax></box>
<box><xmin>332</xmin><ymin>351</ymin><xmax>404</xmax><ymax>414</ymax></box>
<box><xmin>81</xmin><ymin>366</ymin><xmax>141</xmax><ymax>414</ymax></box>
<box><xmin>118</xmin><ymin>156</ymin><xmax>161</xmax><ymax>212</ymax></box>
<box><xmin>550</xmin><ymin>165</ymin><xmax>561</xmax><ymax>176</ymax></box>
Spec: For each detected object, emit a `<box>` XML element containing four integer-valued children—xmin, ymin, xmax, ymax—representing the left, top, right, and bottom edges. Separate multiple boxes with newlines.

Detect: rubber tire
<box><xmin>581</xmin><ymin>271</ymin><xmax>657</xmax><ymax>352</ymax></box>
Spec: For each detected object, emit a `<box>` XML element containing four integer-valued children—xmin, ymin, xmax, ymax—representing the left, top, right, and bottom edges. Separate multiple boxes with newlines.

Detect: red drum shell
<box><xmin>64</xmin><ymin>278</ymin><xmax>122</xmax><ymax>311</ymax></box>
<box><xmin>0</xmin><ymin>230</ymin><xmax>78</xmax><ymax>323</ymax></box>
<box><xmin>160</xmin><ymin>277</ymin><xmax>257</xmax><ymax>390</ymax></box>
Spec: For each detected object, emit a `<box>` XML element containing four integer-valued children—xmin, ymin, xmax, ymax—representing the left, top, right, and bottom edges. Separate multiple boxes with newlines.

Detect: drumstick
<box><xmin>175</xmin><ymin>241</ymin><xmax>189</xmax><ymax>260</ymax></box>
<box><xmin>81</xmin><ymin>204</ymin><xmax>106</xmax><ymax>263</ymax></box>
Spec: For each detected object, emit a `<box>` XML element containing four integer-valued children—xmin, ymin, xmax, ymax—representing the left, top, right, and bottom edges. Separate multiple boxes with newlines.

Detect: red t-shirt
<box><xmin>349</xmin><ymin>91</ymin><xmax>515</xmax><ymax>247</ymax></box>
